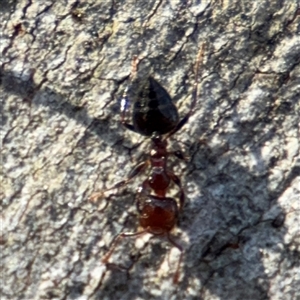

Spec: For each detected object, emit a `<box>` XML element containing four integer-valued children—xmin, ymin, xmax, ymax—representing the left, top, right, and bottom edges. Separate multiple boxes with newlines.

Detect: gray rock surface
<box><xmin>1</xmin><ymin>0</ymin><xmax>299</xmax><ymax>299</ymax></box>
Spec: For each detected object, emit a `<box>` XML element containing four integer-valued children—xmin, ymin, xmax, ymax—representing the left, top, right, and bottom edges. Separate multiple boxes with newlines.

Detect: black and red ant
<box><xmin>90</xmin><ymin>44</ymin><xmax>205</xmax><ymax>283</ymax></box>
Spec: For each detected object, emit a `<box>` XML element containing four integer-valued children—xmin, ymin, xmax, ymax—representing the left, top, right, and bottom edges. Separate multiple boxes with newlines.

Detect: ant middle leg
<box><xmin>89</xmin><ymin>160</ymin><xmax>148</xmax><ymax>203</ymax></box>
<box><xmin>167</xmin><ymin>172</ymin><xmax>185</xmax><ymax>211</ymax></box>
<box><xmin>105</xmin><ymin>160</ymin><xmax>148</xmax><ymax>191</ymax></box>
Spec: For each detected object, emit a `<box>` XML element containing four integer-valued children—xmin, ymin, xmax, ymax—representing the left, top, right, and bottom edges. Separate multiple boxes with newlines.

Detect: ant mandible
<box><xmin>90</xmin><ymin>44</ymin><xmax>205</xmax><ymax>283</ymax></box>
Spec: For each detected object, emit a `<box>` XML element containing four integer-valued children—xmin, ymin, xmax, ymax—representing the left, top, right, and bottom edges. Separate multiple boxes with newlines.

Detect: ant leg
<box><xmin>120</xmin><ymin>56</ymin><xmax>140</xmax><ymax>133</ymax></box>
<box><xmin>167</xmin><ymin>233</ymin><xmax>183</xmax><ymax>284</ymax></box>
<box><xmin>135</xmin><ymin>179</ymin><xmax>151</xmax><ymax>213</ymax></box>
<box><xmin>89</xmin><ymin>193</ymin><xmax>114</xmax><ymax>212</ymax></box>
<box><xmin>107</xmin><ymin>160</ymin><xmax>148</xmax><ymax>191</ymax></box>
<box><xmin>168</xmin><ymin>172</ymin><xmax>185</xmax><ymax>211</ymax></box>
<box><xmin>89</xmin><ymin>161</ymin><xmax>148</xmax><ymax>203</ymax></box>
<box><xmin>120</xmin><ymin>89</ymin><xmax>136</xmax><ymax>132</ymax></box>
<box><xmin>102</xmin><ymin>230</ymin><xmax>147</xmax><ymax>264</ymax></box>
<box><xmin>166</xmin><ymin>43</ymin><xmax>206</xmax><ymax>138</ymax></box>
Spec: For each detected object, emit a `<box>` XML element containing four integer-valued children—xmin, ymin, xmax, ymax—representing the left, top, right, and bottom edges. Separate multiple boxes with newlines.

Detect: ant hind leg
<box><xmin>102</xmin><ymin>230</ymin><xmax>146</xmax><ymax>264</ymax></box>
<box><xmin>120</xmin><ymin>55</ymin><xmax>141</xmax><ymax>133</ymax></box>
<box><xmin>166</xmin><ymin>43</ymin><xmax>206</xmax><ymax>138</ymax></box>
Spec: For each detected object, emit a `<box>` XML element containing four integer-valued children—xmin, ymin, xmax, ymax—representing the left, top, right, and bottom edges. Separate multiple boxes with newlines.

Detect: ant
<box><xmin>90</xmin><ymin>44</ymin><xmax>205</xmax><ymax>283</ymax></box>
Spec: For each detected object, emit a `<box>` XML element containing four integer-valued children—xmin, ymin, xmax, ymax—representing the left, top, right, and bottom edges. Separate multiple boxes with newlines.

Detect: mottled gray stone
<box><xmin>1</xmin><ymin>0</ymin><xmax>299</xmax><ymax>299</ymax></box>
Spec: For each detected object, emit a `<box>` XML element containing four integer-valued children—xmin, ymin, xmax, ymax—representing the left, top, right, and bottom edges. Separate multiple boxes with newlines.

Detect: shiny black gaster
<box><xmin>132</xmin><ymin>77</ymin><xmax>179</xmax><ymax>136</ymax></box>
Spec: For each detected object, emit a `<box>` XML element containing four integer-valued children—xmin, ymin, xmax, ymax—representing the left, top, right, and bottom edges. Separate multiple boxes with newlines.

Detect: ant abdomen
<box><xmin>132</xmin><ymin>77</ymin><xmax>179</xmax><ymax>136</ymax></box>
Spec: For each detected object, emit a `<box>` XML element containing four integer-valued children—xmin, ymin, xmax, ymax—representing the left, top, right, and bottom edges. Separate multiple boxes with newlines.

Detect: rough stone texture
<box><xmin>1</xmin><ymin>0</ymin><xmax>299</xmax><ymax>299</ymax></box>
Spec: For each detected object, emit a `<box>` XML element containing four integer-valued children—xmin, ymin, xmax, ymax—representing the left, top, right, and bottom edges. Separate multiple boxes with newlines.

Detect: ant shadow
<box><xmin>1</xmin><ymin>39</ymin><xmax>299</xmax><ymax>300</ymax></box>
